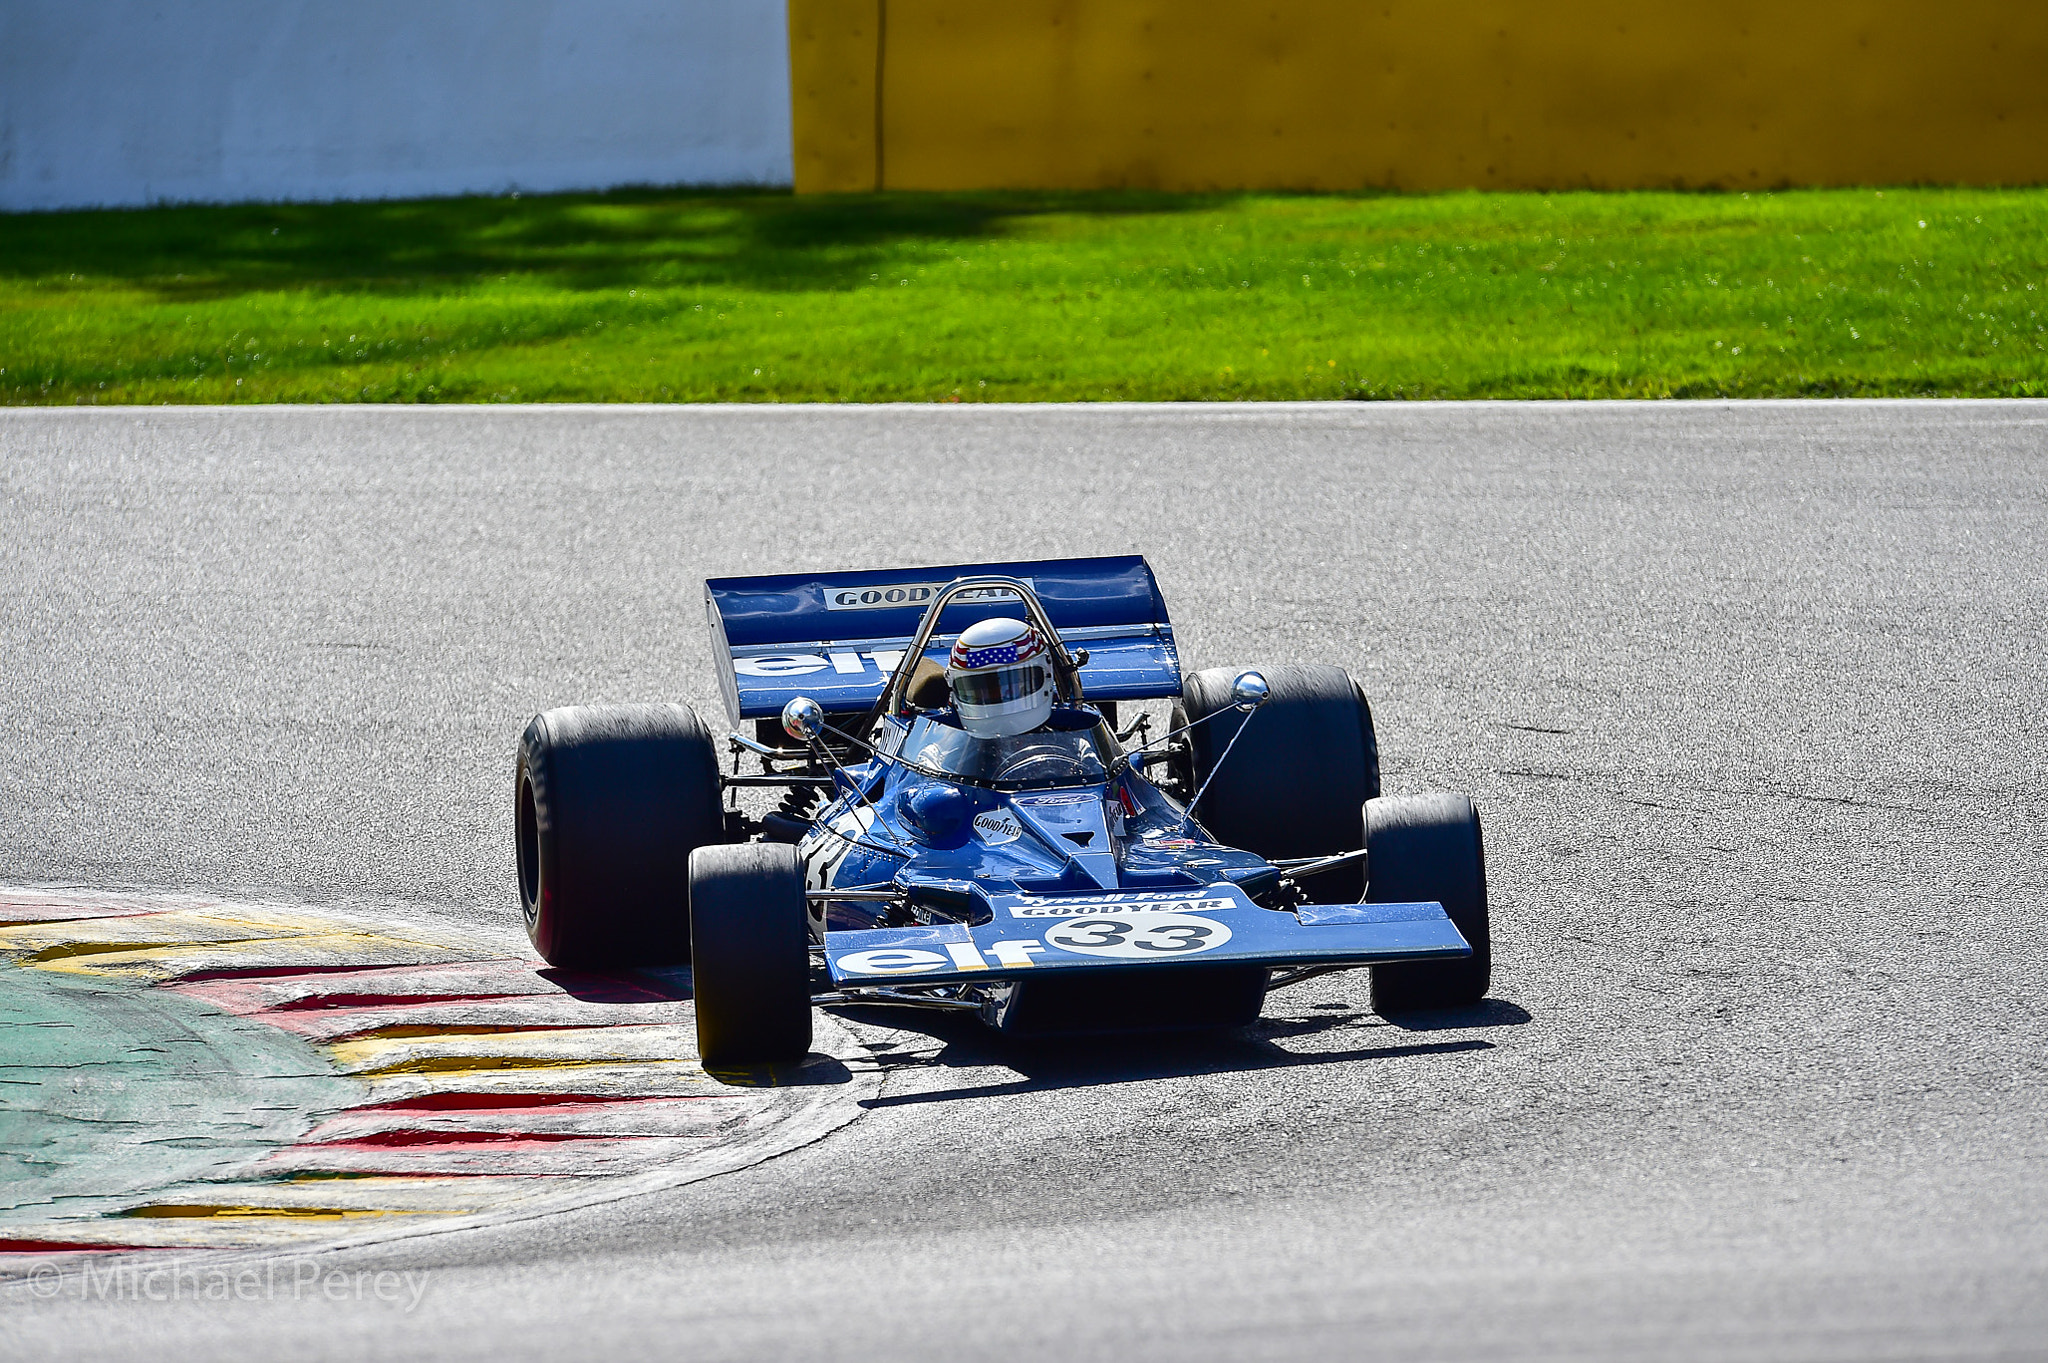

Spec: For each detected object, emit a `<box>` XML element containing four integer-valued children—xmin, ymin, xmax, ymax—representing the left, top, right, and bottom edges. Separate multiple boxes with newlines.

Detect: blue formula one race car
<box><xmin>513</xmin><ymin>556</ymin><xmax>1491</xmax><ymax>1067</ymax></box>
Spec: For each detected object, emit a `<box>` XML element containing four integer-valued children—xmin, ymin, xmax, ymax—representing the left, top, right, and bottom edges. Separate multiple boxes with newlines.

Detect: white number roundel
<box><xmin>1041</xmin><ymin>913</ymin><xmax>1232</xmax><ymax>959</ymax></box>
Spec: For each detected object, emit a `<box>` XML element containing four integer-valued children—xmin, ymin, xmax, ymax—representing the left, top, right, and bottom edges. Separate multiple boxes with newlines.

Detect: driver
<box><xmin>946</xmin><ymin>617</ymin><xmax>1055</xmax><ymax>738</ymax></box>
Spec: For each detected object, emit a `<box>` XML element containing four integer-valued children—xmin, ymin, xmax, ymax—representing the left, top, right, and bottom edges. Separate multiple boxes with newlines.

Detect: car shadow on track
<box><xmin>543</xmin><ymin>965</ymin><xmax>693</xmax><ymax>1004</ymax></box>
<box><xmin>539</xmin><ymin>967</ymin><xmax>1533</xmax><ymax>1096</ymax></box>
<box><xmin>703</xmin><ymin>1055</ymin><xmax>862</xmax><ymax>1089</ymax></box>
<box><xmin>837</xmin><ymin>995</ymin><xmax>1532</xmax><ymax>1108</ymax></box>
<box><xmin>1351</xmin><ymin>999</ymin><xmax>1532</xmax><ymax>1032</ymax></box>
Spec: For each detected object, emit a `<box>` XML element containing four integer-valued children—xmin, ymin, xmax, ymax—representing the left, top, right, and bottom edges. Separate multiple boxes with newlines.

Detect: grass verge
<box><xmin>2</xmin><ymin>187</ymin><xmax>2044</xmax><ymax>404</ymax></box>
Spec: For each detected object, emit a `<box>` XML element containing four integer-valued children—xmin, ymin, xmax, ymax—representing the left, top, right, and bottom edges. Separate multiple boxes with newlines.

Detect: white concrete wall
<box><xmin>0</xmin><ymin>0</ymin><xmax>793</xmax><ymax>211</ymax></box>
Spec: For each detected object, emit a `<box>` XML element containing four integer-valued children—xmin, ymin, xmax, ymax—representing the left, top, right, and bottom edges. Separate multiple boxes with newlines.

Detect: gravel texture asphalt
<box><xmin>2</xmin><ymin>401</ymin><xmax>2044</xmax><ymax>1361</ymax></box>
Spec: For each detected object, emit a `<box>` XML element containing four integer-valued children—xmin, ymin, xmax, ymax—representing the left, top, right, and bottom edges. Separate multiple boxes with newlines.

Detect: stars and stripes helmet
<box><xmin>946</xmin><ymin>617</ymin><xmax>1055</xmax><ymax>738</ymax></box>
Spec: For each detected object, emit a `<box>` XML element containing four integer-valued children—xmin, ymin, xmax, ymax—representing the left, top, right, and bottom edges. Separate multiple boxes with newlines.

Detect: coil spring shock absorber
<box><xmin>776</xmin><ymin>783</ymin><xmax>823</xmax><ymax>823</ymax></box>
<box><xmin>759</xmin><ymin>781</ymin><xmax>824</xmax><ymax>844</ymax></box>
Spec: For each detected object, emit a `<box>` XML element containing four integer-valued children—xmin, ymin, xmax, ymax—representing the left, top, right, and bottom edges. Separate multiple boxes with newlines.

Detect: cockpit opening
<box><xmin>902</xmin><ymin>707</ymin><xmax>1126</xmax><ymax>791</ymax></box>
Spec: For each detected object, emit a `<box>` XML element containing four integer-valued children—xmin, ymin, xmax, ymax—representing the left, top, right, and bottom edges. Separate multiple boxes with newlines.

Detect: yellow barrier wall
<box><xmin>787</xmin><ymin>0</ymin><xmax>882</xmax><ymax>194</ymax></box>
<box><xmin>788</xmin><ymin>0</ymin><xmax>2048</xmax><ymax>192</ymax></box>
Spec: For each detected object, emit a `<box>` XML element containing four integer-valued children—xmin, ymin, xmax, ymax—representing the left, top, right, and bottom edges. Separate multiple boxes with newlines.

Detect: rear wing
<box><xmin>704</xmin><ymin>555</ymin><xmax>1181</xmax><ymax>725</ymax></box>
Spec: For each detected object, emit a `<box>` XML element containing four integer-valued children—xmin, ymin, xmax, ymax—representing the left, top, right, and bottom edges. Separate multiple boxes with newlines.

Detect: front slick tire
<box><xmin>689</xmin><ymin>843</ymin><xmax>813</xmax><ymax>1068</ymax></box>
<box><xmin>1366</xmin><ymin>793</ymin><xmax>1492</xmax><ymax>1016</ymax></box>
<box><xmin>516</xmin><ymin>703</ymin><xmax>724</xmax><ymax>968</ymax></box>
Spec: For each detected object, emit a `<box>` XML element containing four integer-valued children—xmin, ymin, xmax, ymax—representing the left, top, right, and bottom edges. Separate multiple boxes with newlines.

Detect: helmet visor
<box><xmin>952</xmin><ymin>663</ymin><xmax>1050</xmax><ymax>707</ymax></box>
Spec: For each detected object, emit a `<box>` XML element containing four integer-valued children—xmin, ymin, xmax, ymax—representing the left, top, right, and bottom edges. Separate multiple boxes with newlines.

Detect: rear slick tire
<box><xmin>1366</xmin><ymin>793</ymin><xmax>1491</xmax><ymax>1015</ymax></box>
<box><xmin>1180</xmin><ymin>663</ymin><xmax>1381</xmax><ymax>902</ymax></box>
<box><xmin>689</xmin><ymin>842</ymin><xmax>813</xmax><ymax>1068</ymax></box>
<box><xmin>515</xmin><ymin>703</ymin><xmax>725</xmax><ymax>968</ymax></box>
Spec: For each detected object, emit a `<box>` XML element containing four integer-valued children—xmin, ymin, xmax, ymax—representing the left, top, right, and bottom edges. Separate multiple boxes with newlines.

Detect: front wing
<box><xmin>823</xmin><ymin>885</ymin><xmax>1469</xmax><ymax>988</ymax></box>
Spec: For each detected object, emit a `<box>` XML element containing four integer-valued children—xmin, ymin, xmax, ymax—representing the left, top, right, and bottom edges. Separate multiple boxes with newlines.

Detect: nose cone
<box><xmin>1008</xmin><ymin>790</ymin><xmax>1119</xmax><ymax>889</ymax></box>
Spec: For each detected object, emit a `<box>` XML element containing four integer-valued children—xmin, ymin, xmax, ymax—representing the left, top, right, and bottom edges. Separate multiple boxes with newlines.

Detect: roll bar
<box><xmin>874</xmin><ymin>575</ymin><xmax>1086</xmax><ymax>721</ymax></box>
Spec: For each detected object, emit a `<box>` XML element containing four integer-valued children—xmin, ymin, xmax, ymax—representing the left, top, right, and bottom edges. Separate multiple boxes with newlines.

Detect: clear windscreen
<box><xmin>905</xmin><ymin>710</ymin><xmax>1124</xmax><ymax>790</ymax></box>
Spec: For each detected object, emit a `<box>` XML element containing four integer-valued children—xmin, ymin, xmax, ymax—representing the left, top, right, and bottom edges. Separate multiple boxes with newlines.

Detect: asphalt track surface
<box><xmin>4</xmin><ymin>401</ymin><xmax>2045</xmax><ymax>1361</ymax></box>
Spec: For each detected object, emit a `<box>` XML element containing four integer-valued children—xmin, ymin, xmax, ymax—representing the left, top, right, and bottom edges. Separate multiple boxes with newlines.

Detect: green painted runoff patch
<box><xmin>1</xmin><ymin>187</ymin><xmax>2044</xmax><ymax>404</ymax></box>
<box><xmin>0</xmin><ymin>968</ymin><xmax>352</xmax><ymax>1228</ymax></box>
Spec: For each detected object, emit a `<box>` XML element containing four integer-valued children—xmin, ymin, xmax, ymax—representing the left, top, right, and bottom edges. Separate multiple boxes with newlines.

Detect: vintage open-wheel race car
<box><xmin>514</xmin><ymin>556</ymin><xmax>1489</xmax><ymax>1065</ymax></box>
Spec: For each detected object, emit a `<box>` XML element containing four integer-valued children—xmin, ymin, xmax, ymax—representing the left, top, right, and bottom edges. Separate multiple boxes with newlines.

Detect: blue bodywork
<box><xmin>712</xmin><ymin>556</ymin><xmax>1471</xmax><ymax>1034</ymax></box>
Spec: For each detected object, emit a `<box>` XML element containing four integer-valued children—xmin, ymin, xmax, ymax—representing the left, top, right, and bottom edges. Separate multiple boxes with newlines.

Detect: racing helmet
<box><xmin>947</xmin><ymin>617</ymin><xmax>1055</xmax><ymax>739</ymax></box>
